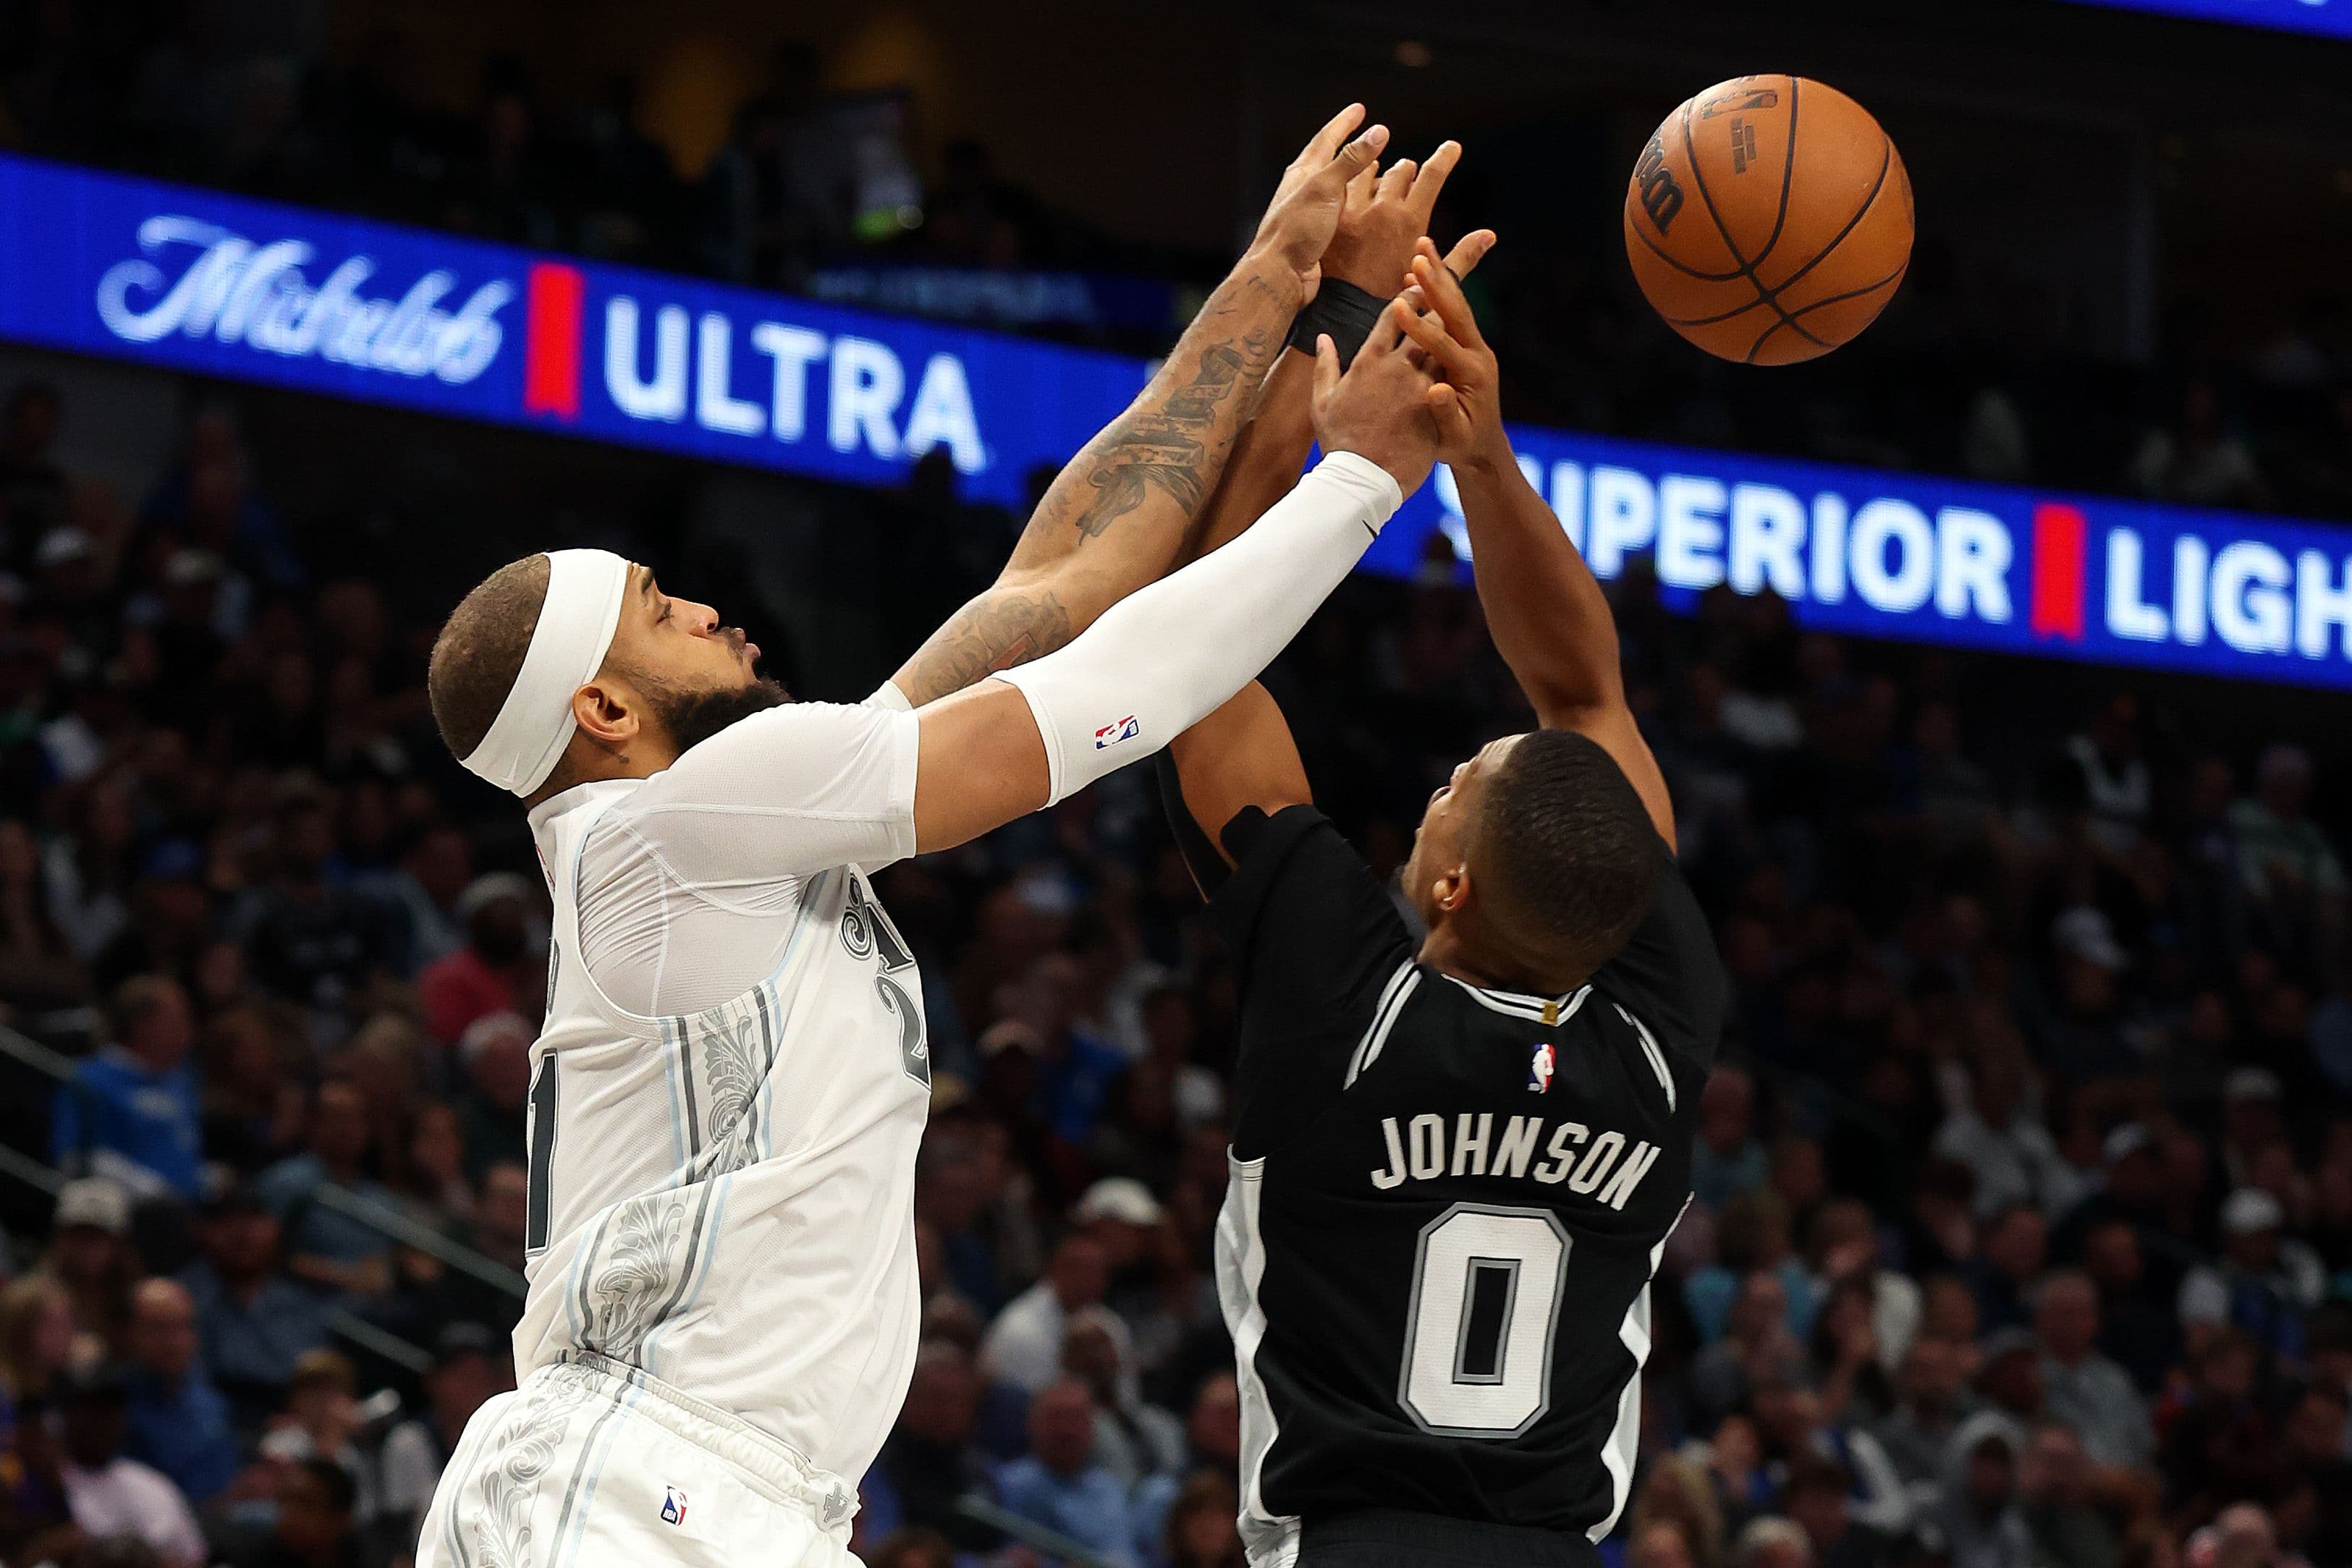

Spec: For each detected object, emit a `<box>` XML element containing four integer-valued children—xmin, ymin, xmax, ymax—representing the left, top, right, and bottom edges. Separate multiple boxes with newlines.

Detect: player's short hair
<box><xmin>1471</xmin><ymin>728</ymin><xmax>1658</xmax><ymax>982</ymax></box>
<box><xmin>428</xmin><ymin>556</ymin><xmax>551</xmax><ymax>760</ymax></box>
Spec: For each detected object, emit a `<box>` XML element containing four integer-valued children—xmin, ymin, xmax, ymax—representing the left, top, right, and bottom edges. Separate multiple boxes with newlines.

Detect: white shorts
<box><xmin>418</xmin><ymin>1352</ymin><xmax>861</xmax><ymax>1568</ymax></box>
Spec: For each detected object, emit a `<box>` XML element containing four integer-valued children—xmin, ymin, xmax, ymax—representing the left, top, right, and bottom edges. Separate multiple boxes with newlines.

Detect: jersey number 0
<box><xmin>1398</xmin><ymin>1203</ymin><xmax>1570</xmax><ymax>1438</ymax></box>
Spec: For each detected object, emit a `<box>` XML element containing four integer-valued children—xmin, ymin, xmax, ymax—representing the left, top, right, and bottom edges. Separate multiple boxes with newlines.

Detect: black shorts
<box><xmin>1298</xmin><ymin>1511</ymin><xmax>1607</xmax><ymax>1568</ymax></box>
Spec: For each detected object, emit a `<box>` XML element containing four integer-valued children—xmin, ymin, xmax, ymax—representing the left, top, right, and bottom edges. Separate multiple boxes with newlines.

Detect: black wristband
<box><xmin>1286</xmin><ymin>278</ymin><xmax>1386</xmax><ymax>365</ymax></box>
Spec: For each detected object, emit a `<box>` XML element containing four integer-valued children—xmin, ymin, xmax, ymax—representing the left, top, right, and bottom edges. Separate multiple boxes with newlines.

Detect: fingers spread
<box><xmin>1376</xmin><ymin>157</ymin><xmax>1418</xmax><ymax>200</ymax></box>
<box><xmin>1410</xmin><ymin>140</ymin><xmax>1463</xmax><ymax>219</ymax></box>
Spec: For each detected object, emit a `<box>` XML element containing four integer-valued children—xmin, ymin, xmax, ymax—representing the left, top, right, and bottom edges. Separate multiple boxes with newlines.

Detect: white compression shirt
<box><xmin>569</xmin><ymin>692</ymin><xmax>918</xmax><ymax>1017</ymax></box>
<box><xmin>512</xmin><ymin>682</ymin><xmax>931</xmax><ymax>1483</ymax></box>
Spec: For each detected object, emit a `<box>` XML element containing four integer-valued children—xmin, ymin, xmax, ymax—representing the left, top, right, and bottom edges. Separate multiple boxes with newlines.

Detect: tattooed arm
<box><xmin>886</xmin><ymin>105</ymin><xmax>1388</xmax><ymax>708</ymax></box>
<box><xmin>1185</xmin><ymin>148</ymin><xmax>1489</xmax><ymax>564</ymax></box>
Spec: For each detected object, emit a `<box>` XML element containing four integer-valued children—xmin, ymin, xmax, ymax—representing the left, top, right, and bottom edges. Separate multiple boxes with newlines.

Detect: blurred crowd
<box><xmin>0</xmin><ymin>338</ymin><xmax>2340</xmax><ymax>1568</ymax></box>
<box><xmin>6</xmin><ymin>4</ymin><xmax>2352</xmax><ymax>522</ymax></box>
<box><xmin>0</xmin><ymin>9</ymin><xmax>2339</xmax><ymax>1568</ymax></box>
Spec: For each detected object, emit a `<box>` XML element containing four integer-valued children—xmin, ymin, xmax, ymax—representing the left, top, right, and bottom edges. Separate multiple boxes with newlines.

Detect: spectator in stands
<box><xmin>1935</xmin><ymin>1414</ymin><xmax>2034</xmax><ymax>1568</ymax></box>
<box><xmin>1628</xmin><ymin>1454</ymin><xmax>1727</xmax><ymax>1568</ymax></box>
<box><xmin>2178</xmin><ymin>1190</ymin><xmax>2324</xmax><ymax>1362</ymax></box>
<box><xmin>1870</xmin><ymin>1334</ymin><xmax>1975</xmax><ymax>1495</ymax></box>
<box><xmin>2035</xmin><ymin>1270</ymin><xmax>2152</xmax><ymax>1471</ymax></box>
<box><xmin>1128</xmin><ymin>1373</ymin><xmax>1241</xmax><ymax>1558</ymax></box>
<box><xmin>992</xmin><ymin>1378</ymin><xmax>1135</xmax><ymax>1568</ymax></box>
<box><xmin>1635</xmin><ymin>1521</ymin><xmax>1703</xmax><ymax>1568</ymax></box>
<box><xmin>1155</xmin><ymin>1471</ymin><xmax>1244</xmax><ymax>1568</ymax></box>
<box><xmin>1935</xmin><ymin>1051</ymin><xmax>2065</xmax><ymax>1221</ymax></box>
<box><xmin>198</xmin><ymin>1007</ymin><xmax>305</xmax><ymax>1177</ymax></box>
<box><xmin>2128</xmin><ymin>381</ymin><xmax>2271</xmax><ymax>509</ymax></box>
<box><xmin>254</xmin><ymin>1078</ymin><xmax>396</xmax><ymax>1300</ymax></box>
<box><xmin>451</xmin><ymin>1012</ymin><xmax>530</xmax><ymax>1180</ymax></box>
<box><xmin>1691</xmin><ymin>1191</ymin><xmax>1822</xmax><ymax>1347</ymax></box>
<box><xmin>2230</xmin><ymin>746</ymin><xmax>2346</xmax><ymax>910</ymax></box>
<box><xmin>866</xmin><ymin>1340</ymin><xmax>997</xmax><ymax>1551</ymax></box>
<box><xmin>983</xmin><ymin>1232</ymin><xmax>1114</xmax><ymax>1394</ymax></box>
<box><xmin>863</xmin><ymin>1526</ymin><xmax>957</xmax><ymax>1568</ymax></box>
<box><xmin>177</xmin><ymin>1185</ymin><xmax>328</xmax><ymax>1426</ymax></box>
<box><xmin>1689</xmin><ymin>1270</ymin><xmax>1809</xmax><ymax>1430</ymax></box>
<box><xmin>415</xmin><ymin>874</ymin><xmax>534</xmax><ymax>1046</ymax></box>
<box><xmin>215</xmin><ymin>1456</ymin><xmax>368</xmax><ymax>1568</ymax></box>
<box><xmin>2016</xmin><ymin>1423</ymin><xmax>2125</xmax><ymax>1568</ymax></box>
<box><xmin>53</xmin><ymin>977</ymin><xmax>203</xmax><ymax>1200</ymax></box>
<box><xmin>53</xmin><ymin>1362</ymin><xmax>205</xmax><ymax>1568</ymax></box>
<box><xmin>121</xmin><ymin>1279</ymin><xmax>234</xmax><ymax>1505</ymax></box>
<box><xmin>1783</xmin><ymin>1457</ymin><xmax>1898</xmax><ymax>1568</ymax></box>
<box><xmin>236</xmin><ymin>781</ymin><xmax>393</xmax><ymax>1017</ymax></box>
<box><xmin>1061</xmin><ymin>1305</ymin><xmax>1181</xmax><ymax>1483</ymax></box>
<box><xmin>379</xmin><ymin>1323</ymin><xmax>503</xmax><ymax>1551</ymax></box>
<box><xmin>1976</xmin><ymin>1328</ymin><xmax>2050</xmax><ymax>1431</ymax></box>
<box><xmin>397</xmin><ymin>1158</ymin><xmax>528</xmax><ymax>1339</ymax></box>
<box><xmin>1968</xmin><ymin>1205</ymin><xmax>2052</xmax><ymax>1336</ymax></box>
<box><xmin>1695</xmin><ymin>1067</ymin><xmax>1769</xmax><ymax>1210</ymax></box>
<box><xmin>2158</xmin><ymin>1331</ymin><xmax>2276</xmax><ymax>1526</ymax></box>
<box><xmin>1731</xmin><ymin>1517</ymin><xmax>1814</xmax><ymax>1568</ymax></box>
<box><xmin>1807</xmin><ymin>1199</ymin><xmax>1921</xmax><ymax>1375</ymax></box>
<box><xmin>261</xmin><ymin>1350</ymin><xmax>376</xmax><ymax>1525</ymax></box>
<box><xmin>0</xmin><ymin>1274</ymin><xmax>82</xmax><ymax>1436</ymax></box>
<box><xmin>1808</xmin><ymin>1274</ymin><xmax>1892</xmax><ymax>1425</ymax></box>
<box><xmin>0</xmin><ymin>818</ymin><xmax>92</xmax><ymax>1014</ymax></box>
<box><xmin>41</xmin><ymin>1179</ymin><xmax>140</xmax><ymax>1351</ymax></box>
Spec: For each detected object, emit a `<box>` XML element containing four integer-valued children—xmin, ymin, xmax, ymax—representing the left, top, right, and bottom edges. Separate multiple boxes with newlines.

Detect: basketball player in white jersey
<box><xmin>414</xmin><ymin>106</ymin><xmax>1485</xmax><ymax>1568</ymax></box>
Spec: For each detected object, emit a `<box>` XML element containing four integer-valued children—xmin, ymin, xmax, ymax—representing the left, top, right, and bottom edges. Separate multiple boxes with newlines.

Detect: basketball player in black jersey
<box><xmin>1159</xmin><ymin>242</ymin><xmax>1728</xmax><ymax>1568</ymax></box>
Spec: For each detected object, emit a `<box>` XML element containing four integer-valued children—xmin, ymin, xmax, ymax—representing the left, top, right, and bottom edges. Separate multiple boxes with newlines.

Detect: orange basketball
<box><xmin>1624</xmin><ymin>75</ymin><xmax>1913</xmax><ymax>365</ymax></box>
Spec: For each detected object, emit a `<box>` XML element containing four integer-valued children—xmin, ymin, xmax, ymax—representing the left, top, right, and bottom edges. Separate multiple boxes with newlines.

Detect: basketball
<box><xmin>1624</xmin><ymin>75</ymin><xmax>1913</xmax><ymax>365</ymax></box>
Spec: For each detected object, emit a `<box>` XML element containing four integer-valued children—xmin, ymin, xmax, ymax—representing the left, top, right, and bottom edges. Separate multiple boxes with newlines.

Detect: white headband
<box><xmin>461</xmin><ymin>548</ymin><xmax>630</xmax><ymax>797</ymax></box>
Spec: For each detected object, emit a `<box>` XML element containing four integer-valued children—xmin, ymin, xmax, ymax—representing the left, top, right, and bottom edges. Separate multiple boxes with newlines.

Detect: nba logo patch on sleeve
<box><xmin>1528</xmin><ymin>1041</ymin><xmax>1554</xmax><ymax>1094</ymax></box>
<box><xmin>660</xmin><ymin>1486</ymin><xmax>688</xmax><ymax>1526</ymax></box>
<box><xmin>1093</xmin><ymin>715</ymin><xmax>1140</xmax><ymax>750</ymax></box>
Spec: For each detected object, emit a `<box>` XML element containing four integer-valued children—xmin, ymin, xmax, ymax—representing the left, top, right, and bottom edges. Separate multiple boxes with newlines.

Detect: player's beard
<box><xmin>650</xmin><ymin>676</ymin><xmax>793</xmax><ymax>755</ymax></box>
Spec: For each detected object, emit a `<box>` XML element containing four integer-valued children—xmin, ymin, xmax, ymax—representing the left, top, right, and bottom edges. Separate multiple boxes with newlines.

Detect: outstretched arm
<box><xmin>1185</xmin><ymin>148</ymin><xmax>1488</xmax><ymax>564</ymax></box>
<box><xmin>885</xmin><ymin>106</ymin><xmax>1387</xmax><ymax>708</ymax></box>
<box><xmin>1395</xmin><ymin>245</ymin><xmax>1676</xmax><ymax>849</ymax></box>
<box><xmin>908</xmin><ymin>302</ymin><xmax>1442</xmax><ymax>852</ymax></box>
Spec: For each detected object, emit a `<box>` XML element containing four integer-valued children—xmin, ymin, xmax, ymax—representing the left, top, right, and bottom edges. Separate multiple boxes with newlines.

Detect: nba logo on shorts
<box><xmin>660</xmin><ymin>1487</ymin><xmax>688</xmax><ymax>1526</ymax></box>
<box><xmin>1093</xmin><ymin>715</ymin><xmax>1140</xmax><ymax>750</ymax></box>
<box><xmin>1528</xmin><ymin>1042</ymin><xmax>1554</xmax><ymax>1094</ymax></box>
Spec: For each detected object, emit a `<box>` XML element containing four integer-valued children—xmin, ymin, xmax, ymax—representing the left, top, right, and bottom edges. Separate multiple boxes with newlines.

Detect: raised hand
<box><xmin>1323</xmin><ymin>140</ymin><xmax>1481</xmax><ymax>297</ymax></box>
<box><xmin>1248</xmin><ymin>105</ymin><xmax>1391</xmax><ymax>300</ymax></box>
<box><xmin>1395</xmin><ymin>239</ymin><xmax>1507</xmax><ymax>470</ymax></box>
<box><xmin>1310</xmin><ymin>297</ymin><xmax>1443</xmax><ymax>493</ymax></box>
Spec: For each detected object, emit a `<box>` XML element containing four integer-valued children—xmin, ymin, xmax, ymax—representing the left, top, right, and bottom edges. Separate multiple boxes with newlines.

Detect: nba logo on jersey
<box><xmin>1094</xmin><ymin>715</ymin><xmax>1141</xmax><ymax>749</ymax></box>
<box><xmin>660</xmin><ymin>1487</ymin><xmax>688</xmax><ymax>1526</ymax></box>
<box><xmin>1528</xmin><ymin>1041</ymin><xmax>1554</xmax><ymax>1093</ymax></box>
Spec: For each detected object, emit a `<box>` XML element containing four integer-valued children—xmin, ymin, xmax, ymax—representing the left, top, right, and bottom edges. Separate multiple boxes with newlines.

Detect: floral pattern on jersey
<box><xmin>470</xmin><ymin>1373</ymin><xmax>596</xmax><ymax>1568</ymax></box>
<box><xmin>580</xmin><ymin>1193</ymin><xmax>691</xmax><ymax>1363</ymax></box>
<box><xmin>695</xmin><ymin>1008</ymin><xmax>769</xmax><ymax>1177</ymax></box>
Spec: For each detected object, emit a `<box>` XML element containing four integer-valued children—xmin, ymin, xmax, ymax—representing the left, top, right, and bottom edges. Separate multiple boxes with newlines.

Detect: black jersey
<box><xmin>1180</xmin><ymin>799</ymin><xmax>1726</xmax><ymax>1562</ymax></box>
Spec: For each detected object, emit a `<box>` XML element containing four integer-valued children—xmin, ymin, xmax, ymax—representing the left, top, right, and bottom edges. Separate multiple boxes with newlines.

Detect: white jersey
<box><xmin>512</xmin><ymin>692</ymin><xmax>931</xmax><ymax>1482</ymax></box>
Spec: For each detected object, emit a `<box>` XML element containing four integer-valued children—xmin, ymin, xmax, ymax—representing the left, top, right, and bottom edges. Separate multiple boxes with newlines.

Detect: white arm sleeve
<box><xmin>598</xmin><ymin>700</ymin><xmax>920</xmax><ymax>886</ymax></box>
<box><xmin>995</xmin><ymin>450</ymin><xmax>1402</xmax><ymax>804</ymax></box>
